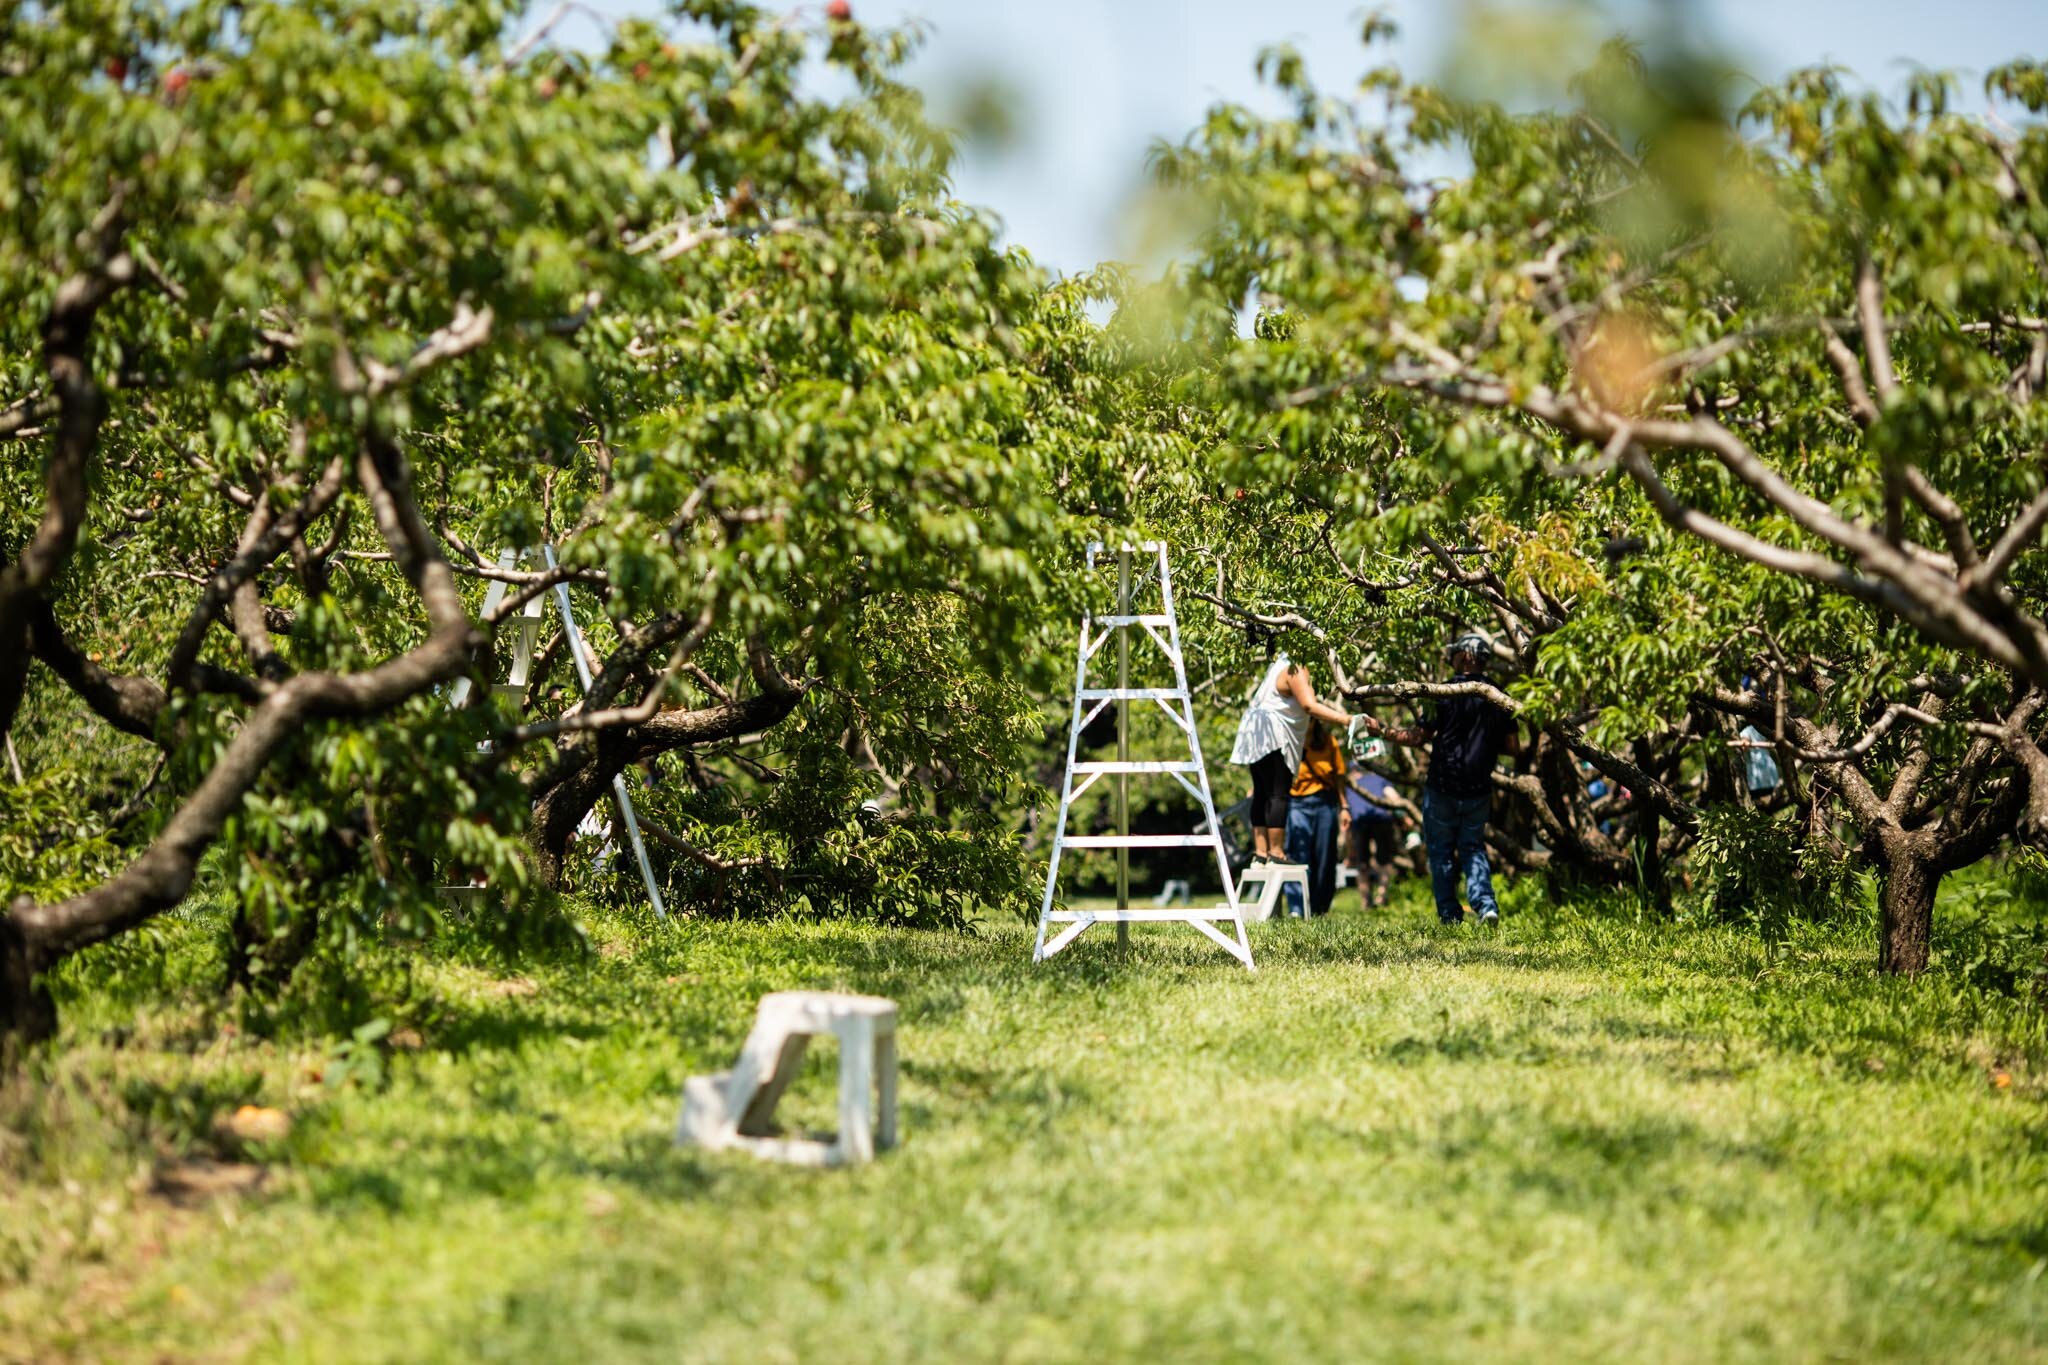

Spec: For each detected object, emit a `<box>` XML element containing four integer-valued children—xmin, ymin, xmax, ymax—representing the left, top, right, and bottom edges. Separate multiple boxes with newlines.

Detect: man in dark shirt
<box><xmin>1359</xmin><ymin>633</ymin><xmax>1516</xmax><ymax>925</ymax></box>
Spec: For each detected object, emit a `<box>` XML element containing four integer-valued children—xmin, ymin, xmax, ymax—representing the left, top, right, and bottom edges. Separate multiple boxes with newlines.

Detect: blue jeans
<box><xmin>1421</xmin><ymin>788</ymin><xmax>1498</xmax><ymax>923</ymax></box>
<box><xmin>1284</xmin><ymin>796</ymin><xmax>1341</xmax><ymax>918</ymax></box>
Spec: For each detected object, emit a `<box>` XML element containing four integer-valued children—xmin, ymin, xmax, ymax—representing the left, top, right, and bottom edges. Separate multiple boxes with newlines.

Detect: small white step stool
<box><xmin>1235</xmin><ymin>862</ymin><xmax>1310</xmax><ymax>921</ymax></box>
<box><xmin>1152</xmin><ymin>878</ymin><xmax>1192</xmax><ymax>907</ymax></box>
<box><xmin>677</xmin><ymin>992</ymin><xmax>899</xmax><ymax>1167</ymax></box>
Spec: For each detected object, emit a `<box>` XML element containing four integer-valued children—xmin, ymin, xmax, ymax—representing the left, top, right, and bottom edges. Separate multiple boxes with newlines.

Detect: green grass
<box><xmin>4</xmin><ymin>882</ymin><xmax>2047</xmax><ymax>1363</ymax></box>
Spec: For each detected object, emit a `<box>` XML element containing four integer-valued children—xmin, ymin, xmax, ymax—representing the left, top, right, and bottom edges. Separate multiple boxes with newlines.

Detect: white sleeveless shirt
<box><xmin>1230</xmin><ymin>654</ymin><xmax>1310</xmax><ymax>770</ymax></box>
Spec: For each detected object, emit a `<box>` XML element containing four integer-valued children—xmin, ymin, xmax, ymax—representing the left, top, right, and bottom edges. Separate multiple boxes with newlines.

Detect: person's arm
<box><xmin>1352</xmin><ymin>769</ymin><xmax>1419</xmax><ymax>822</ymax></box>
<box><xmin>1383</xmin><ymin>789</ymin><xmax>1424</xmax><ymax>823</ymax></box>
<box><xmin>1336</xmin><ymin>749</ymin><xmax>1352</xmax><ymax>836</ymax></box>
<box><xmin>1360</xmin><ymin>712</ymin><xmax>1431</xmax><ymax>747</ymax></box>
<box><xmin>1281</xmin><ymin>667</ymin><xmax>1351</xmax><ymax>727</ymax></box>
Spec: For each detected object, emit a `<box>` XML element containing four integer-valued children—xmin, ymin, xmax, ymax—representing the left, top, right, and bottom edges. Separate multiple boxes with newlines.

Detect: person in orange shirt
<box><xmin>1284</xmin><ymin>720</ymin><xmax>1349</xmax><ymax>917</ymax></box>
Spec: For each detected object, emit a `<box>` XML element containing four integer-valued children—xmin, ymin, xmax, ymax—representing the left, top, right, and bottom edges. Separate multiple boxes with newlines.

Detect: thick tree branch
<box><xmin>6</xmin><ymin>423</ymin><xmax>476</xmax><ymax>982</ymax></box>
<box><xmin>26</xmin><ymin>599</ymin><xmax>169</xmax><ymax>738</ymax></box>
<box><xmin>0</xmin><ymin>248</ymin><xmax>138</xmax><ymax>738</ymax></box>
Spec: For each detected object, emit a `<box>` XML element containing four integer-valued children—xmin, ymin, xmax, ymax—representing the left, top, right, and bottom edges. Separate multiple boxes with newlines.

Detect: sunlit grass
<box><xmin>3</xmin><ymin>884</ymin><xmax>2045</xmax><ymax>1363</ymax></box>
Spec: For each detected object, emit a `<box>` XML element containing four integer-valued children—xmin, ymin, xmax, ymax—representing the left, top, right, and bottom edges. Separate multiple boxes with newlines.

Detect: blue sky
<box><xmin>590</xmin><ymin>1</ymin><xmax>2046</xmax><ymax>275</ymax></box>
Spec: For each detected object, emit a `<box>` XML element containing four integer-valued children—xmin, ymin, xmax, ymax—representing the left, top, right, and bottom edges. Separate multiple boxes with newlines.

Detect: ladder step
<box><xmin>1070</xmin><ymin>760</ymin><xmax>1199</xmax><ymax>774</ymax></box>
<box><xmin>1077</xmin><ymin>688</ymin><xmax>1188</xmax><ymax>701</ymax></box>
<box><xmin>1062</xmin><ymin>834</ymin><xmax>1219</xmax><ymax>848</ymax></box>
<box><xmin>1046</xmin><ymin>908</ymin><xmax>1243</xmax><ymax>922</ymax></box>
<box><xmin>1096</xmin><ymin>614</ymin><xmax>1172</xmax><ymax>627</ymax></box>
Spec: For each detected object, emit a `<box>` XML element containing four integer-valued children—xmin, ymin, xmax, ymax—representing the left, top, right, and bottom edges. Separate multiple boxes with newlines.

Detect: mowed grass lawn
<box><xmin>4</xmin><ymin>883</ymin><xmax>2047</xmax><ymax>1363</ymax></box>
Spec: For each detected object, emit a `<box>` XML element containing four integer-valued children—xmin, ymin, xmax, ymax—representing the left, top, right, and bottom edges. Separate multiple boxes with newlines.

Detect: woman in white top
<box><xmin>1230</xmin><ymin>652</ymin><xmax>1353</xmax><ymax>861</ymax></box>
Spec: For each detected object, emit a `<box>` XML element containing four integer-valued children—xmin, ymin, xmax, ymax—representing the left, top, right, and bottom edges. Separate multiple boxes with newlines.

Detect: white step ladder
<box><xmin>1033</xmin><ymin>542</ymin><xmax>1253</xmax><ymax>969</ymax></box>
<box><xmin>452</xmin><ymin>546</ymin><xmax>667</xmax><ymax>919</ymax></box>
<box><xmin>1235</xmin><ymin>861</ymin><xmax>1311</xmax><ymax>922</ymax></box>
<box><xmin>676</xmin><ymin>991</ymin><xmax>899</xmax><ymax>1167</ymax></box>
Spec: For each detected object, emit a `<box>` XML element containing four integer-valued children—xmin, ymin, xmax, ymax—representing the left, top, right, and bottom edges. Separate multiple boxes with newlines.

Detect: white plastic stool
<box><xmin>1234</xmin><ymin>862</ymin><xmax>1311</xmax><ymax>921</ymax></box>
<box><xmin>677</xmin><ymin>991</ymin><xmax>899</xmax><ymax>1167</ymax></box>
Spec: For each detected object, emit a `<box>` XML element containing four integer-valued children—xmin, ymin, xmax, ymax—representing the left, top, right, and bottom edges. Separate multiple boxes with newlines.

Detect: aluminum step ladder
<box><xmin>452</xmin><ymin>546</ymin><xmax>667</xmax><ymax>919</ymax></box>
<box><xmin>1033</xmin><ymin>542</ymin><xmax>1253</xmax><ymax>969</ymax></box>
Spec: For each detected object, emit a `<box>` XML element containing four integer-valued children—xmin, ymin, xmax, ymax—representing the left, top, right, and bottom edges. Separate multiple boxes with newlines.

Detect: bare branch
<box><xmin>1972</xmin><ymin>479</ymin><xmax>2048</xmax><ymax>588</ymax></box>
<box><xmin>164</xmin><ymin>455</ymin><xmax>348</xmax><ymax>692</ymax></box>
<box><xmin>1344</xmin><ymin>677</ymin><xmax>1520</xmax><ymax>711</ymax></box>
<box><xmin>1899</xmin><ymin>465</ymin><xmax>1980</xmax><ymax>569</ymax></box>
<box><xmin>338</xmin><ymin>303</ymin><xmax>496</xmax><ymax>397</ymax></box>
<box><xmin>502</xmin><ymin>596</ymin><xmax>719</xmax><ymax>746</ymax></box>
<box><xmin>1820</xmin><ymin>326</ymin><xmax>1879</xmax><ymax>427</ymax></box>
<box><xmin>1855</xmin><ymin>257</ymin><xmax>1900</xmax><ymax>403</ymax></box>
<box><xmin>502</xmin><ymin>0</ymin><xmax>575</xmax><ymax>66</ymax></box>
<box><xmin>636</xmin><ymin>813</ymin><xmax>770</xmax><ymax>872</ymax></box>
<box><xmin>1185</xmin><ymin>588</ymin><xmax>1328</xmax><ymax>640</ymax></box>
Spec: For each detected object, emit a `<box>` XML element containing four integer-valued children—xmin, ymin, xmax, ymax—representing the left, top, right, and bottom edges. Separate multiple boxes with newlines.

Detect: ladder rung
<box><xmin>1070</xmin><ymin>760</ymin><xmax>1198</xmax><ymax>774</ymax></box>
<box><xmin>1045</xmin><ymin>908</ymin><xmax>1243</xmax><ymax>922</ymax></box>
<box><xmin>1077</xmin><ymin>688</ymin><xmax>1187</xmax><ymax>701</ymax></box>
<box><xmin>1096</xmin><ymin>614</ymin><xmax>1172</xmax><ymax>627</ymax></box>
<box><xmin>1062</xmin><ymin>834</ymin><xmax>1218</xmax><ymax>848</ymax></box>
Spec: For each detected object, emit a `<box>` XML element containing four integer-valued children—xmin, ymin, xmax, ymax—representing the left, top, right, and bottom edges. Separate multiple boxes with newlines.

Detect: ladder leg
<box><xmin>1035</xmin><ymin>615</ymin><xmax>1095</xmax><ymax>962</ymax></box>
<box><xmin>610</xmin><ymin>775</ymin><xmax>668</xmax><ymax>920</ymax></box>
<box><xmin>1038</xmin><ymin>914</ymin><xmax>1096</xmax><ymax>959</ymax></box>
<box><xmin>1158</xmin><ymin>545</ymin><xmax>1253</xmax><ymax>969</ymax></box>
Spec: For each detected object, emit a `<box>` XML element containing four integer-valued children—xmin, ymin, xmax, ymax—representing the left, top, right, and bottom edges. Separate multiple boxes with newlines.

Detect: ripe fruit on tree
<box><xmin>105</xmin><ymin>55</ymin><xmax>129</xmax><ymax>82</ymax></box>
<box><xmin>162</xmin><ymin>67</ymin><xmax>189</xmax><ymax>98</ymax></box>
<box><xmin>827</xmin><ymin>0</ymin><xmax>852</xmax><ymax>21</ymax></box>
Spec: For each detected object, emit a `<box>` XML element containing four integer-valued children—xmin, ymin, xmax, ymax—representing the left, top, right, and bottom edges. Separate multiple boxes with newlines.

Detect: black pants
<box><xmin>1249</xmin><ymin>749</ymin><xmax>1293</xmax><ymax>828</ymax></box>
<box><xmin>1349</xmin><ymin>818</ymin><xmax>1397</xmax><ymax>868</ymax></box>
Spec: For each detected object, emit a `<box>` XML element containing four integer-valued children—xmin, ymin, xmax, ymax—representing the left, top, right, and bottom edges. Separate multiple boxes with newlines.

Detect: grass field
<box><xmin>3</xmin><ymin>879</ymin><xmax>2046</xmax><ymax>1363</ymax></box>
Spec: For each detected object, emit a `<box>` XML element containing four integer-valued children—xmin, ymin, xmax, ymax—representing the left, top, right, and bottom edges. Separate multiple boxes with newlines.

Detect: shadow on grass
<box><xmin>1308</xmin><ymin>1106</ymin><xmax>1790</xmax><ymax>1192</ymax></box>
<box><xmin>297</xmin><ymin>987</ymin><xmax>1104</xmax><ymax>1217</ymax></box>
<box><xmin>427</xmin><ymin>1006</ymin><xmax>614</xmax><ymax>1058</ymax></box>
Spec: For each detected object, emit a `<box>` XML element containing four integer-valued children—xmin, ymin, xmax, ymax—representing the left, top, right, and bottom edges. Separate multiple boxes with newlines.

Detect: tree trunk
<box><xmin>226</xmin><ymin>902</ymin><xmax>322</xmax><ymax>995</ymax></box>
<box><xmin>1639</xmin><ymin>804</ymin><xmax>1672</xmax><ymax>915</ymax></box>
<box><xmin>1875</xmin><ymin>832</ymin><xmax>1939</xmax><ymax>975</ymax></box>
<box><xmin>530</xmin><ymin>757</ymin><xmax>614</xmax><ymax>888</ymax></box>
<box><xmin>0</xmin><ymin>910</ymin><xmax>55</xmax><ymax>1045</ymax></box>
<box><xmin>525</xmin><ymin>687</ymin><xmax>802</xmax><ymax>889</ymax></box>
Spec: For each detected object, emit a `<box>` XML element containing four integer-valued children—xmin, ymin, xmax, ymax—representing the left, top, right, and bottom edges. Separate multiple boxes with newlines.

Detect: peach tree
<box><xmin>0</xmin><ymin>0</ymin><xmax>1084</xmax><ymax>1039</ymax></box>
<box><xmin>1143</xmin><ymin>19</ymin><xmax>2048</xmax><ymax>971</ymax></box>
